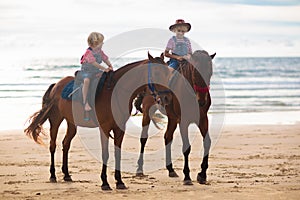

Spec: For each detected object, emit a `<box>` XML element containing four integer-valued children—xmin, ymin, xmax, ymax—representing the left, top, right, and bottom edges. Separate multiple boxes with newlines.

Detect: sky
<box><xmin>0</xmin><ymin>0</ymin><xmax>300</xmax><ymax>60</ymax></box>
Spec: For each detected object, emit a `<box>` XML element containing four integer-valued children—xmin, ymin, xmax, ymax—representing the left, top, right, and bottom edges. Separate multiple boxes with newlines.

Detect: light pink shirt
<box><xmin>80</xmin><ymin>48</ymin><xmax>109</xmax><ymax>64</ymax></box>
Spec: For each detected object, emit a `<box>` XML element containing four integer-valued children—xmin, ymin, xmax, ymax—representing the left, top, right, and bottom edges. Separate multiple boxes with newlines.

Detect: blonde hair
<box><xmin>87</xmin><ymin>32</ymin><xmax>104</xmax><ymax>47</ymax></box>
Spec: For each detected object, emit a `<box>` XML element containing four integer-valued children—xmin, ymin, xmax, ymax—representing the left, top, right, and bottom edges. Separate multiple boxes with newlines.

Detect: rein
<box><xmin>147</xmin><ymin>61</ymin><xmax>156</xmax><ymax>94</ymax></box>
<box><xmin>147</xmin><ymin>61</ymin><xmax>171</xmax><ymax>98</ymax></box>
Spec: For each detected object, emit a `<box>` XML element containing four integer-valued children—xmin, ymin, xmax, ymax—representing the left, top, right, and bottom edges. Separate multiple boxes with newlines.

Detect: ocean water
<box><xmin>0</xmin><ymin>57</ymin><xmax>299</xmax><ymax>130</ymax></box>
<box><xmin>214</xmin><ymin>57</ymin><xmax>300</xmax><ymax>112</ymax></box>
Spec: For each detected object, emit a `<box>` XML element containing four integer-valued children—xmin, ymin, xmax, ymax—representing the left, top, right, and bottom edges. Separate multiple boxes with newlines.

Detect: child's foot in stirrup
<box><xmin>83</xmin><ymin>102</ymin><xmax>92</xmax><ymax>121</ymax></box>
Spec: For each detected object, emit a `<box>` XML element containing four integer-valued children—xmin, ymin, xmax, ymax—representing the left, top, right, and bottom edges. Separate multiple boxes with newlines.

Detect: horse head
<box><xmin>191</xmin><ymin>50</ymin><xmax>215</xmax><ymax>107</ymax></box>
<box><xmin>147</xmin><ymin>52</ymin><xmax>172</xmax><ymax>102</ymax></box>
<box><xmin>148</xmin><ymin>52</ymin><xmax>165</xmax><ymax>64</ymax></box>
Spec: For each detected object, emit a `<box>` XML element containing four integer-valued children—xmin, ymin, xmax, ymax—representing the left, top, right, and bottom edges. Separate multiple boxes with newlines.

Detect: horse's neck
<box><xmin>107</xmin><ymin>60</ymin><xmax>148</xmax><ymax>117</ymax></box>
<box><xmin>108</xmin><ymin>59</ymin><xmax>149</xmax><ymax>96</ymax></box>
<box><xmin>179</xmin><ymin>63</ymin><xmax>194</xmax><ymax>86</ymax></box>
<box><xmin>113</xmin><ymin>60</ymin><xmax>147</xmax><ymax>82</ymax></box>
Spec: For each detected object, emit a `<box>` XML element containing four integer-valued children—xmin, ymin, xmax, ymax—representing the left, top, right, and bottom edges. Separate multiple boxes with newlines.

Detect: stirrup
<box><xmin>83</xmin><ymin>111</ymin><xmax>90</xmax><ymax>121</ymax></box>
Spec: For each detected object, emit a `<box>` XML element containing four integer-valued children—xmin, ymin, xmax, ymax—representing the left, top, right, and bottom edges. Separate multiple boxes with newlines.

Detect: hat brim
<box><xmin>169</xmin><ymin>23</ymin><xmax>191</xmax><ymax>32</ymax></box>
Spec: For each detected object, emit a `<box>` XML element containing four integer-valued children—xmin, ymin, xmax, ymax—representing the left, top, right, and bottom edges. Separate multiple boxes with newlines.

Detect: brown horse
<box><xmin>24</xmin><ymin>53</ymin><xmax>170</xmax><ymax>190</ymax></box>
<box><xmin>135</xmin><ymin>50</ymin><xmax>215</xmax><ymax>185</ymax></box>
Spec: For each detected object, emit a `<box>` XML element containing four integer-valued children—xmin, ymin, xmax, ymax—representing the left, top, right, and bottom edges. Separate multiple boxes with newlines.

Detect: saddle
<box><xmin>61</xmin><ymin>70</ymin><xmax>114</xmax><ymax>127</ymax></box>
<box><xmin>167</xmin><ymin>59</ymin><xmax>189</xmax><ymax>86</ymax></box>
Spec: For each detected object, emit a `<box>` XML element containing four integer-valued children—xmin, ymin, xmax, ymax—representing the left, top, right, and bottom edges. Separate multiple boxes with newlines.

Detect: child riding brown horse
<box><xmin>135</xmin><ymin>50</ymin><xmax>215</xmax><ymax>185</ymax></box>
<box><xmin>24</xmin><ymin>53</ymin><xmax>170</xmax><ymax>190</ymax></box>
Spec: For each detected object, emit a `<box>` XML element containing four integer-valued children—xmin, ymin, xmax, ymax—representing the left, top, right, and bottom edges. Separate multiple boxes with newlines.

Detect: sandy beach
<box><xmin>1</xmin><ymin>0</ymin><xmax>300</xmax><ymax>199</ymax></box>
<box><xmin>1</xmin><ymin>123</ymin><xmax>300</xmax><ymax>200</ymax></box>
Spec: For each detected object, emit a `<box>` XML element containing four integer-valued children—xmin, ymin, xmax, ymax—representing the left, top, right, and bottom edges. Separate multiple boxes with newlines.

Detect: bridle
<box><xmin>147</xmin><ymin>61</ymin><xmax>171</xmax><ymax>100</ymax></box>
<box><xmin>193</xmin><ymin>51</ymin><xmax>210</xmax><ymax>93</ymax></box>
<box><xmin>147</xmin><ymin>52</ymin><xmax>212</xmax><ymax>107</ymax></box>
<box><xmin>191</xmin><ymin>51</ymin><xmax>212</xmax><ymax>107</ymax></box>
<box><xmin>193</xmin><ymin>84</ymin><xmax>210</xmax><ymax>94</ymax></box>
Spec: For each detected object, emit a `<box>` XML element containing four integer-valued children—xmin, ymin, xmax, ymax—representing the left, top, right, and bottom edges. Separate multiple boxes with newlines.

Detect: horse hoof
<box><xmin>197</xmin><ymin>174</ymin><xmax>206</xmax><ymax>184</ymax></box>
<box><xmin>116</xmin><ymin>183</ymin><xmax>128</xmax><ymax>190</ymax></box>
<box><xmin>101</xmin><ymin>185</ymin><xmax>112</xmax><ymax>191</ymax></box>
<box><xmin>183</xmin><ymin>179</ymin><xmax>193</xmax><ymax>185</ymax></box>
<box><xmin>136</xmin><ymin>172</ymin><xmax>146</xmax><ymax>177</ymax></box>
<box><xmin>49</xmin><ymin>177</ymin><xmax>57</xmax><ymax>183</ymax></box>
<box><xmin>64</xmin><ymin>176</ymin><xmax>73</xmax><ymax>182</ymax></box>
<box><xmin>169</xmin><ymin>171</ymin><xmax>179</xmax><ymax>178</ymax></box>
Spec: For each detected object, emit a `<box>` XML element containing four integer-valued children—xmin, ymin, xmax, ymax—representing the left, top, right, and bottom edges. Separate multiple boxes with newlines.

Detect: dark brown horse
<box><xmin>24</xmin><ymin>53</ymin><xmax>170</xmax><ymax>190</ymax></box>
<box><xmin>135</xmin><ymin>50</ymin><xmax>215</xmax><ymax>185</ymax></box>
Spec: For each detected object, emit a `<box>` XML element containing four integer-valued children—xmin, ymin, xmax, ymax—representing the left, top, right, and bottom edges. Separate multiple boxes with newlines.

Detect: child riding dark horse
<box><xmin>135</xmin><ymin>50</ymin><xmax>216</xmax><ymax>185</ymax></box>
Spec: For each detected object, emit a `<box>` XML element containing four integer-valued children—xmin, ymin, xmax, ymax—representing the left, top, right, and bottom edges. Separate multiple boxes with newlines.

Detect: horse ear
<box><xmin>210</xmin><ymin>52</ymin><xmax>216</xmax><ymax>60</ymax></box>
<box><xmin>148</xmin><ymin>51</ymin><xmax>154</xmax><ymax>61</ymax></box>
<box><xmin>160</xmin><ymin>53</ymin><xmax>164</xmax><ymax>62</ymax></box>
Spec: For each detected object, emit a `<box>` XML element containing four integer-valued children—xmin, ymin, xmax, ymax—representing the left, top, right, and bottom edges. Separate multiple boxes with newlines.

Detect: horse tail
<box><xmin>133</xmin><ymin>93</ymin><xmax>145</xmax><ymax>115</ymax></box>
<box><xmin>24</xmin><ymin>83</ymin><xmax>56</xmax><ymax>145</ymax></box>
<box><xmin>151</xmin><ymin>118</ymin><xmax>163</xmax><ymax>130</ymax></box>
<box><xmin>151</xmin><ymin>113</ymin><xmax>164</xmax><ymax>130</ymax></box>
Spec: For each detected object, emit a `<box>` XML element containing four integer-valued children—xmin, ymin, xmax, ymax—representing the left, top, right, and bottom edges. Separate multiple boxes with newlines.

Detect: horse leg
<box><xmin>62</xmin><ymin>122</ymin><xmax>77</xmax><ymax>181</ymax></box>
<box><xmin>179</xmin><ymin>124</ymin><xmax>193</xmax><ymax>185</ymax></box>
<box><xmin>164</xmin><ymin>118</ymin><xmax>179</xmax><ymax>177</ymax></box>
<box><xmin>100</xmin><ymin>129</ymin><xmax>111</xmax><ymax>190</ymax></box>
<box><xmin>113</xmin><ymin>127</ymin><xmax>127</xmax><ymax>189</ymax></box>
<box><xmin>136</xmin><ymin>112</ymin><xmax>150</xmax><ymax>176</ymax></box>
<box><xmin>197</xmin><ymin>114</ymin><xmax>211</xmax><ymax>184</ymax></box>
<box><xmin>49</xmin><ymin>116</ymin><xmax>63</xmax><ymax>183</ymax></box>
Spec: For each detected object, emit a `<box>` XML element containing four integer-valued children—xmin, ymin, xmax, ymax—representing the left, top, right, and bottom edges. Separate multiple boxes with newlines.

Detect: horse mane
<box><xmin>112</xmin><ymin>59</ymin><xmax>147</xmax><ymax>81</ymax></box>
<box><xmin>192</xmin><ymin>50</ymin><xmax>213</xmax><ymax>76</ymax></box>
<box><xmin>175</xmin><ymin>61</ymin><xmax>194</xmax><ymax>87</ymax></box>
<box><xmin>191</xmin><ymin>50</ymin><xmax>213</xmax><ymax>86</ymax></box>
<box><xmin>111</xmin><ymin>55</ymin><xmax>166</xmax><ymax>83</ymax></box>
<box><xmin>96</xmin><ymin>59</ymin><xmax>147</xmax><ymax>92</ymax></box>
<box><xmin>169</xmin><ymin>50</ymin><xmax>213</xmax><ymax>90</ymax></box>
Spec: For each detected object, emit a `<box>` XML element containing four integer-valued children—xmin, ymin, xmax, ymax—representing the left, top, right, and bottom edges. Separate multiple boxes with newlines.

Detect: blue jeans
<box><xmin>168</xmin><ymin>59</ymin><xmax>179</xmax><ymax>70</ymax></box>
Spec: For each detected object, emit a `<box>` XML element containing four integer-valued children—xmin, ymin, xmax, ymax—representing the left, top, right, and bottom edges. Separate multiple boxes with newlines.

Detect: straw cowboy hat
<box><xmin>169</xmin><ymin>19</ymin><xmax>191</xmax><ymax>32</ymax></box>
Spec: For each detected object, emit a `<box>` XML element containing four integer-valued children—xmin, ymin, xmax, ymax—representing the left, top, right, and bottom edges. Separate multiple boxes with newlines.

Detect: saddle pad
<box><xmin>61</xmin><ymin>80</ymin><xmax>78</xmax><ymax>100</ymax></box>
<box><xmin>61</xmin><ymin>72</ymin><xmax>109</xmax><ymax>100</ymax></box>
